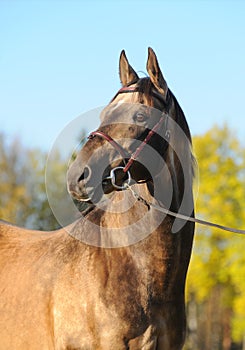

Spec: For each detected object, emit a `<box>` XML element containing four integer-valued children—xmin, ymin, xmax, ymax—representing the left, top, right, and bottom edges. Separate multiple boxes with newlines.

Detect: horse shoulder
<box><xmin>0</xmin><ymin>222</ymin><xmax>86</xmax><ymax>349</ymax></box>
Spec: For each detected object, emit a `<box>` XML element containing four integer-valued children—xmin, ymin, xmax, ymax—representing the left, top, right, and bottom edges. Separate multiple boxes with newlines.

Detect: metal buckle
<box><xmin>109</xmin><ymin>166</ymin><xmax>131</xmax><ymax>190</ymax></box>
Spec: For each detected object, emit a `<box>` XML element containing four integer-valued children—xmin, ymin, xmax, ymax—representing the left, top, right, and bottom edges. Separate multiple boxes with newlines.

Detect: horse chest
<box><xmin>52</xmin><ymin>251</ymin><xmax>183</xmax><ymax>350</ymax></box>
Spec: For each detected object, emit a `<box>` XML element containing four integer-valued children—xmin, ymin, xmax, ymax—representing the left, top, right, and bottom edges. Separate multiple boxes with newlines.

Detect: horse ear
<box><xmin>146</xmin><ymin>47</ymin><xmax>168</xmax><ymax>100</ymax></box>
<box><xmin>119</xmin><ymin>50</ymin><xmax>139</xmax><ymax>86</ymax></box>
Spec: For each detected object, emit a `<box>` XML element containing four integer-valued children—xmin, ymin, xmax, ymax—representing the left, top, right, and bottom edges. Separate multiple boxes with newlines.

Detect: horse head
<box><xmin>67</xmin><ymin>48</ymin><xmax>194</xmax><ymax>216</ymax></box>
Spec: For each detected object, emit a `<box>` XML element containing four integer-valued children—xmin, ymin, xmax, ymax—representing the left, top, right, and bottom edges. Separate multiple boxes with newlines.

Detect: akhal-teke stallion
<box><xmin>0</xmin><ymin>48</ymin><xmax>195</xmax><ymax>349</ymax></box>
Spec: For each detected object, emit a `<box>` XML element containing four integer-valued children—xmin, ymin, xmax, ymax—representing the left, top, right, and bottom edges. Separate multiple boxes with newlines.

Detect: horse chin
<box><xmin>78</xmin><ymin>196</ymin><xmax>93</xmax><ymax>203</ymax></box>
<box><xmin>69</xmin><ymin>179</ymin><xmax>124</xmax><ymax>207</ymax></box>
<box><xmin>68</xmin><ymin>189</ymin><xmax>92</xmax><ymax>203</ymax></box>
<box><xmin>85</xmin><ymin>186</ymin><xmax>120</xmax><ymax>206</ymax></box>
<box><xmin>72</xmin><ymin>189</ymin><xmax>108</xmax><ymax>206</ymax></box>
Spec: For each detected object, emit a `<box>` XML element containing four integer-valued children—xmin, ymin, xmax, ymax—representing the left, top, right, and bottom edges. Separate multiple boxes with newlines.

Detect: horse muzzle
<box><xmin>67</xmin><ymin>161</ymin><xmax>133</xmax><ymax>204</ymax></box>
<box><xmin>67</xmin><ymin>164</ymin><xmax>94</xmax><ymax>202</ymax></box>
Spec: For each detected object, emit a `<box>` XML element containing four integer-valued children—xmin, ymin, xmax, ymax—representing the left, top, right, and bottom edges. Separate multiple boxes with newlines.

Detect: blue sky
<box><xmin>0</xmin><ymin>0</ymin><xmax>245</xmax><ymax>151</ymax></box>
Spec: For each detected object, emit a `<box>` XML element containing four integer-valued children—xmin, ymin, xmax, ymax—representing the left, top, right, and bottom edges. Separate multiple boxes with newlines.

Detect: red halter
<box><xmin>89</xmin><ymin>115</ymin><xmax>166</xmax><ymax>173</ymax></box>
<box><xmin>88</xmin><ymin>86</ymin><xmax>170</xmax><ymax>187</ymax></box>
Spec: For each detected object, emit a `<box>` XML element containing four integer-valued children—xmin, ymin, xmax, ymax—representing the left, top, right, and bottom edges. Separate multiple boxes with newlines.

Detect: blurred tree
<box><xmin>185</xmin><ymin>125</ymin><xmax>245</xmax><ymax>350</ymax></box>
<box><xmin>24</xmin><ymin>148</ymin><xmax>65</xmax><ymax>230</ymax></box>
<box><xmin>0</xmin><ymin>133</ymin><xmax>31</xmax><ymax>225</ymax></box>
<box><xmin>0</xmin><ymin>133</ymin><xmax>62</xmax><ymax>230</ymax></box>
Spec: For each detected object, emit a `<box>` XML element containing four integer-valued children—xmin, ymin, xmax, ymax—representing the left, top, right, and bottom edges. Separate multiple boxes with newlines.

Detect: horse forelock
<box><xmin>135</xmin><ymin>77</ymin><xmax>155</xmax><ymax>106</ymax></box>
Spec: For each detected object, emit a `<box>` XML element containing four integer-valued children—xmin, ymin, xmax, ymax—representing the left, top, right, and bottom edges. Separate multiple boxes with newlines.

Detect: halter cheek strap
<box><xmin>122</xmin><ymin>115</ymin><xmax>168</xmax><ymax>173</ymax></box>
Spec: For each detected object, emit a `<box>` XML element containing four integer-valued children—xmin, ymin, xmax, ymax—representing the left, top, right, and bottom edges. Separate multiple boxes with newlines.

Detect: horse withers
<box><xmin>0</xmin><ymin>48</ymin><xmax>195</xmax><ymax>349</ymax></box>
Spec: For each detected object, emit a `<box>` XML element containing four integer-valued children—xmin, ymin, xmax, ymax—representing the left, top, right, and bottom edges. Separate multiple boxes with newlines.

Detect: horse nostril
<box><xmin>78</xmin><ymin>166</ymin><xmax>91</xmax><ymax>183</ymax></box>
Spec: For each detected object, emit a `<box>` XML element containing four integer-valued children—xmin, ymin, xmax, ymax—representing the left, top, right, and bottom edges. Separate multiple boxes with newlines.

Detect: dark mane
<box><xmin>170</xmin><ymin>91</ymin><xmax>192</xmax><ymax>143</ymax></box>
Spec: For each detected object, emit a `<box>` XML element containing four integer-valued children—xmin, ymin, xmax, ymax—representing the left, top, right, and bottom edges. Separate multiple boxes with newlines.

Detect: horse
<box><xmin>0</xmin><ymin>48</ymin><xmax>195</xmax><ymax>349</ymax></box>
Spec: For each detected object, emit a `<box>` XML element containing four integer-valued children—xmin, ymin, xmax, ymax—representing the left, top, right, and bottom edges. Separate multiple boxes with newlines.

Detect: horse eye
<box><xmin>134</xmin><ymin>113</ymin><xmax>147</xmax><ymax>123</ymax></box>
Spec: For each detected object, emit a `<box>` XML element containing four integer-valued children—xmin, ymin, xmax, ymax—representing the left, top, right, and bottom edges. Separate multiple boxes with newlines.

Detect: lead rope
<box><xmin>124</xmin><ymin>184</ymin><xmax>245</xmax><ymax>235</ymax></box>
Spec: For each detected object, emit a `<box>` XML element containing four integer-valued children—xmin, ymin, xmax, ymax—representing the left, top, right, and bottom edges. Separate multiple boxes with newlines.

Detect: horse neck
<box><xmin>75</xmin><ymin>184</ymin><xmax>165</xmax><ymax>248</ymax></box>
<box><xmin>71</xmin><ymin>180</ymin><xmax>194</xmax><ymax>297</ymax></box>
<box><xmin>82</xmin><ymin>181</ymin><xmax>193</xmax><ymax>295</ymax></box>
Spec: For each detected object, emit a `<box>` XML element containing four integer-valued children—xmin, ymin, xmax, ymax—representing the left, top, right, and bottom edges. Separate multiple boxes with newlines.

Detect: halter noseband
<box><xmin>88</xmin><ymin>86</ymin><xmax>170</xmax><ymax>189</ymax></box>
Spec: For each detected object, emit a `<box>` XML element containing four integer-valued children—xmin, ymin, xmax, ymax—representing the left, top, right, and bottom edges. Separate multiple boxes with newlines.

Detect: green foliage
<box><xmin>0</xmin><ymin>134</ymin><xmax>31</xmax><ymax>225</ymax></box>
<box><xmin>186</xmin><ymin>125</ymin><xmax>245</xmax><ymax>348</ymax></box>
<box><xmin>0</xmin><ymin>133</ymin><xmax>61</xmax><ymax>230</ymax></box>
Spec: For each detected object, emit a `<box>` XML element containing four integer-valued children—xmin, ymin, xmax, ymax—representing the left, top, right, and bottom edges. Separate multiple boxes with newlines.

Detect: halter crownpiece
<box><xmin>113</xmin><ymin>85</ymin><xmax>171</xmax><ymax>108</ymax></box>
